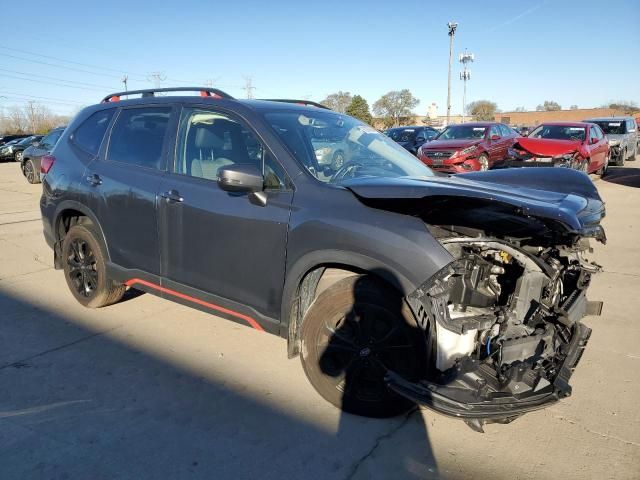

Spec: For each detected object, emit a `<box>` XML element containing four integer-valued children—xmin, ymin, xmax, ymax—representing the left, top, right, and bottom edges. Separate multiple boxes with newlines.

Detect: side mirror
<box><xmin>491</xmin><ymin>134</ymin><xmax>501</xmax><ymax>141</ymax></box>
<box><xmin>218</xmin><ymin>164</ymin><xmax>264</xmax><ymax>192</ymax></box>
<box><xmin>32</xmin><ymin>141</ymin><xmax>41</xmax><ymax>148</ymax></box>
<box><xmin>590</xmin><ymin>137</ymin><xmax>599</xmax><ymax>144</ymax></box>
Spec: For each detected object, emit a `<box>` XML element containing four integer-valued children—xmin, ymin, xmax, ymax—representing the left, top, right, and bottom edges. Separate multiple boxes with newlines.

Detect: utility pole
<box><xmin>122</xmin><ymin>75</ymin><xmax>128</xmax><ymax>92</ymax></box>
<box><xmin>147</xmin><ymin>71</ymin><xmax>166</xmax><ymax>90</ymax></box>
<box><xmin>459</xmin><ymin>50</ymin><xmax>473</xmax><ymax>122</ymax></box>
<box><xmin>243</xmin><ymin>76</ymin><xmax>255</xmax><ymax>99</ymax></box>
<box><xmin>446</xmin><ymin>22</ymin><xmax>458</xmax><ymax>126</ymax></box>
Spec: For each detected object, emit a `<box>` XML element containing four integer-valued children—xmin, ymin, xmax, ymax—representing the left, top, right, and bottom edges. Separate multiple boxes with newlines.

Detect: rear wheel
<box><xmin>478</xmin><ymin>154</ymin><xmax>489</xmax><ymax>171</ymax></box>
<box><xmin>62</xmin><ymin>224</ymin><xmax>126</xmax><ymax>308</ymax></box>
<box><xmin>300</xmin><ymin>275</ymin><xmax>426</xmax><ymax>418</ymax></box>
<box><xmin>23</xmin><ymin>159</ymin><xmax>39</xmax><ymax>184</ymax></box>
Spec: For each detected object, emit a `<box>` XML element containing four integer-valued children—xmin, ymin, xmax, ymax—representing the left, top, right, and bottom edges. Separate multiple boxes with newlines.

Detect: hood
<box><xmin>514</xmin><ymin>137</ymin><xmax>581</xmax><ymax>157</ymax></box>
<box><xmin>606</xmin><ymin>134</ymin><xmax>625</xmax><ymax>141</ymax></box>
<box><xmin>422</xmin><ymin>139</ymin><xmax>481</xmax><ymax>151</ymax></box>
<box><xmin>343</xmin><ymin>167</ymin><xmax>605</xmax><ymax>239</ymax></box>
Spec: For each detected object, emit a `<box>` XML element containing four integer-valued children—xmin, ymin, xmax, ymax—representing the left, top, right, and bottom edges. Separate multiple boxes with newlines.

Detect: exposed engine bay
<box><xmin>397</xmin><ymin>226</ymin><xmax>603</xmax><ymax>430</ymax></box>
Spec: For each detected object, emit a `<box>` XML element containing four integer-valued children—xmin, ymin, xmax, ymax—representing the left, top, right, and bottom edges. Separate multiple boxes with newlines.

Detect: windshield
<box><xmin>437</xmin><ymin>125</ymin><xmax>486</xmax><ymax>140</ymax></box>
<box><xmin>17</xmin><ymin>136</ymin><xmax>36</xmax><ymax>146</ymax></box>
<box><xmin>592</xmin><ymin>121</ymin><xmax>627</xmax><ymax>135</ymax></box>
<box><xmin>265</xmin><ymin>110</ymin><xmax>434</xmax><ymax>183</ymax></box>
<box><xmin>529</xmin><ymin>125</ymin><xmax>586</xmax><ymax>141</ymax></box>
<box><xmin>385</xmin><ymin>128</ymin><xmax>417</xmax><ymax>143</ymax></box>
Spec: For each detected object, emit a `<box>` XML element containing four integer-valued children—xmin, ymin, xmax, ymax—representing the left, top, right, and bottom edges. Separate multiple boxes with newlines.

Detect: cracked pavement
<box><xmin>0</xmin><ymin>162</ymin><xmax>639</xmax><ymax>479</ymax></box>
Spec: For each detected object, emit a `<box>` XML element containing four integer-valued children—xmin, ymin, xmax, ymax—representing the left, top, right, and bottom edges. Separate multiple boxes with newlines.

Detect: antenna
<box><xmin>459</xmin><ymin>49</ymin><xmax>474</xmax><ymax>122</ymax></box>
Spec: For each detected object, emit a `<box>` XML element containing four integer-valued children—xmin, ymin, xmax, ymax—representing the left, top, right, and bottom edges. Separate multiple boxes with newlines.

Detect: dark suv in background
<box><xmin>22</xmin><ymin>127</ymin><xmax>65</xmax><ymax>183</ymax></box>
<box><xmin>384</xmin><ymin>125</ymin><xmax>439</xmax><ymax>155</ymax></box>
<box><xmin>40</xmin><ymin>87</ymin><xmax>605</xmax><ymax>428</ymax></box>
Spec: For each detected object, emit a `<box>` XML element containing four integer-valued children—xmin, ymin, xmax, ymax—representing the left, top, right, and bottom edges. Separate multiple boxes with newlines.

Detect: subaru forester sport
<box><xmin>41</xmin><ymin>87</ymin><xmax>605</xmax><ymax>429</ymax></box>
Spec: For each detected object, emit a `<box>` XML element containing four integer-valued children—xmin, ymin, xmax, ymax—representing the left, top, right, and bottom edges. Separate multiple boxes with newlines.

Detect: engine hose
<box><xmin>486</xmin><ymin>336</ymin><xmax>492</xmax><ymax>356</ymax></box>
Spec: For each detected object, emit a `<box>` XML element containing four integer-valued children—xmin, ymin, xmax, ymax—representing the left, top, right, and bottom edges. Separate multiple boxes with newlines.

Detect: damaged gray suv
<box><xmin>40</xmin><ymin>88</ymin><xmax>605</xmax><ymax>429</ymax></box>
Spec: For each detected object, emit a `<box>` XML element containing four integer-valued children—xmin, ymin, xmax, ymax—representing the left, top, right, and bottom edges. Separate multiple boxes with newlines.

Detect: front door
<box><xmin>158</xmin><ymin>106</ymin><xmax>293</xmax><ymax>322</ymax></box>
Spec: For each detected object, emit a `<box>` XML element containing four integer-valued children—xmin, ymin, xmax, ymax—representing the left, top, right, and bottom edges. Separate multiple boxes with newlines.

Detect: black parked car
<box><xmin>384</xmin><ymin>126</ymin><xmax>439</xmax><ymax>155</ymax></box>
<box><xmin>0</xmin><ymin>135</ymin><xmax>42</xmax><ymax>162</ymax></box>
<box><xmin>0</xmin><ymin>133</ymin><xmax>31</xmax><ymax>147</ymax></box>
<box><xmin>40</xmin><ymin>87</ymin><xmax>605</xmax><ymax>427</ymax></box>
<box><xmin>22</xmin><ymin>127</ymin><xmax>65</xmax><ymax>183</ymax></box>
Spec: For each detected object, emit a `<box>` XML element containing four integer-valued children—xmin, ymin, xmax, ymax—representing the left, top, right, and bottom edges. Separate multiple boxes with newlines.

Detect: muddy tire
<box><xmin>597</xmin><ymin>154</ymin><xmax>609</xmax><ymax>177</ymax></box>
<box><xmin>300</xmin><ymin>275</ymin><xmax>426</xmax><ymax>418</ymax></box>
<box><xmin>62</xmin><ymin>224</ymin><xmax>126</xmax><ymax>308</ymax></box>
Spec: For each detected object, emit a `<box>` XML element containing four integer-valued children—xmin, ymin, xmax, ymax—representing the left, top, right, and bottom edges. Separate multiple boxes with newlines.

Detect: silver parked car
<box><xmin>584</xmin><ymin>117</ymin><xmax>638</xmax><ymax>166</ymax></box>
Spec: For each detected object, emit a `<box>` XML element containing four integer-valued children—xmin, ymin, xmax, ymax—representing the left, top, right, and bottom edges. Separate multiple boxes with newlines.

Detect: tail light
<box><xmin>41</xmin><ymin>154</ymin><xmax>55</xmax><ymax>174</ymax></box>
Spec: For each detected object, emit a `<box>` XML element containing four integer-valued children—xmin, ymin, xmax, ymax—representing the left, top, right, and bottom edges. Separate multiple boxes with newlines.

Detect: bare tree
<box><xmin>0</xmin><ymin>102</ymin><xmax>70</xmax><ymax>134</ymax></box>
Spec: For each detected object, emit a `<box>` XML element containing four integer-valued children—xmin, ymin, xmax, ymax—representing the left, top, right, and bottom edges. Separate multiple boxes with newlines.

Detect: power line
<box><xmin>0</xmin><ymin>52</ymin><xmax>126</xmax><ymax>80</ymax></box>
<box><xmin>0</xmin><ymin>72</ymin><xmax>108</xmax><ymax>92</ymax></box>
<box><xmin>0</xmin><ymin>67</ymin><xmax>114</xmax><ymax>90</ymax></box>
<box><xmin>0</xmin><ymin>90</ymin><xmax>85</xmax><ymax>105</ymax></box>
<box><xmin>0</xmin><ymin>44</ymin><xmax>147</xmax><ymax>80</ymax></box>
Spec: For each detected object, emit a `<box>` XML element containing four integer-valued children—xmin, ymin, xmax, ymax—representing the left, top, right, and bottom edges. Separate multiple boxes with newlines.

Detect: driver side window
<box><xmin>175</xmin><ymin>108</ymin><xmax>288</xmax><ymax>190</ymax></box>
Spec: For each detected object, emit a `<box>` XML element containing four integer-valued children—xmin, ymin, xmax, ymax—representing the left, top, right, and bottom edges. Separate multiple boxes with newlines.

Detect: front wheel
<box><xmin>597</xmin><ymin>154</ymin><xmax>609</xmax><ymax>177</ymax></box>
<box><xmin>300</xmin><ymin>275</ymin><xmax>426</xmax><ymax>418</ymax></box>
<box><xmin>331</xmin><ymin>151</ymin><xmax>345</xmax><ymax>171</ymax></box>
<box><xmin>62</xmin><ymin>224</ymin><xmax>126</xmax><ymax>308</ymax></box>
<box><xmin>478</xmin><ymin>154</ymin><xmax>489</xmax><ymax>171</ymax></box>
<box><xmin>15</xmin><ymin>151</ymin><xmax>23</xmax><ymax>163</ymax></box>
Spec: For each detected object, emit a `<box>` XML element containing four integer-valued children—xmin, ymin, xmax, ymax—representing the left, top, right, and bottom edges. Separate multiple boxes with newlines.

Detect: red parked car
<box><xmin>417</xmin><ymin>122</ymin><xmax>518</xmax><ymax>173</ymax></box>
<box><xmin>507</xmin><ymin>122</ymin><xmax>609</xmax><ymax>176</ymax></box>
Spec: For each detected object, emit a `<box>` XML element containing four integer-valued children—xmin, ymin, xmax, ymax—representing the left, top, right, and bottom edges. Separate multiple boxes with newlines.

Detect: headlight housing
<box><xmin>608</xmin><ymin>139</ymin><xmax>620</xmax><ymax>146</ymax></box>
<box><xmin>460</xmin><ymin>145</ymin><xmax>478</xmax><ymax>155</ymax></box>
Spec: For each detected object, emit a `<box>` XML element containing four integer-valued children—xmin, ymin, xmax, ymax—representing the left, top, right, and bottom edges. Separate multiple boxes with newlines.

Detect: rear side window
<box><xmin>107</xmin><ymin>107</ymin><xmax>171</xmax><ymax>170</ymax></box>
<box><xmin>72</xmin><ymin>109</ymin><xmax>114</xmax><ymax>155</ymax></box>
<box><xmin>41</xmin><ymin>129</ymin><xmax>63</xmax><ymax>149</ymax></box>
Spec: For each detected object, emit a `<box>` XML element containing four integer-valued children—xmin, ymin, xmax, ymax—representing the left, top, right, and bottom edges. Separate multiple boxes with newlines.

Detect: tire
<box><xmin>62</xmin><ymin>224</ymin><xmax>126</xmax><ymax>308</ymax></box>
<box><xmin>579</xmin><ymin>158</ymin><xmax>589</xmax><ymax>173</ymax></box>
<box><xmin>597</xmin><ymin>154</ymin><xmax>609</xmax><ymax>177</ymax></box>
<box><xmin>300</xmin><ymin>275</ymin><xmax>426</xmax><ymax>418</ymax></box>
<box><xmin>478</xmin><ymin>154</ymin><xmax>489</xmax><ymax>171</ymax></box>
<box><xmin>331</xmin><ymin>151</ymin><xmax>345</xmax><ymax>171</ymax></box>
<box><xmin>15</xmin><ymin>151</ymin><xmax>23</xmax><ymax>163</ymax></box>
<box><xmin>23</xmin><ymin>159</ymin><xmax>39</xmax><ymax>184</ymax></box>
<box><xmin>617</xmin><ymin>149</ymin><xmax>626</xmax><ymax>167</ymax></box>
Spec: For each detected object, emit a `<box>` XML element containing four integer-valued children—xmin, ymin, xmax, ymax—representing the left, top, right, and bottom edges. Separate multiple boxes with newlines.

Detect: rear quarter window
<box><xmin>72</xmin><ymin>109</ymin><xmax>115</xmax><ymax>155</ymax></box>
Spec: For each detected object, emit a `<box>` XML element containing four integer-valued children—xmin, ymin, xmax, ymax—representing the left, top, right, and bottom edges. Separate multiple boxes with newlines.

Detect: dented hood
<box><xmin>421</xmin><ymin>139</ymin><xmax>482</xmax><ymax>151</ymax></box>
<box><xmin>514</xmin><ymin>137</ymin><xmax>581</xmax><ymax>156</ymax></box>
<box><xmin>343</xmin><ymin>167</ymin><xmax>605</xmax><ymax>236</ymax></box>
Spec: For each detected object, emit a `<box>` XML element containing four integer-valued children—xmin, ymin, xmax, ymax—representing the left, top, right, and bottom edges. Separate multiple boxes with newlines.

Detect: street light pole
<box><xmin>446</xmin><ymin>22</ymin><xmax>458</xmax><ymax>126</ymax></box>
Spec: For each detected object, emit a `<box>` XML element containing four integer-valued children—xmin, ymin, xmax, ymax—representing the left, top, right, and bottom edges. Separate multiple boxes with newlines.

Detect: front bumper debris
<box><xmin>385</xmin><ymin>323</ymin><xmax>592</xmax><ymax>424</ymax></box>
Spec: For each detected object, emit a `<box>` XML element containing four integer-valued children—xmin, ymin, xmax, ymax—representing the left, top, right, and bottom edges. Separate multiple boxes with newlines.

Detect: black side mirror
<box><xmin>218</xmin><ymin>164</ymin><xmax>264</xmax><ymax>192</ymax></box>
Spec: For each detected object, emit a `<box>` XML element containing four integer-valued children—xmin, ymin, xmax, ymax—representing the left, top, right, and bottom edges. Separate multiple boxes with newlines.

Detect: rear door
<box><xmin>486</xmin><ymin>125</ymin><xmax>504</xmax><ymax>163</ymax></box>
<box><xmin>84</xmin><ymin>105</ymin><xmax>175</xmax><ymax>279</ymax></box>
<box><xmin>157</xmin><ymin>106</ymin><xmax>293</xmax><ymax>324</ymax></box>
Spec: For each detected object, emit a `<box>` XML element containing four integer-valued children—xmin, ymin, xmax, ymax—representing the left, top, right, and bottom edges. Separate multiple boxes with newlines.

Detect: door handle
<box><xmin>86</xmin><ymin>173</ymin><xmax>102</xmax><ymax>186</ymax></box>
<box><xmin>161</xmin><ymin>190</ymin><xmax>184</xmax><ymax>203</ymax></box>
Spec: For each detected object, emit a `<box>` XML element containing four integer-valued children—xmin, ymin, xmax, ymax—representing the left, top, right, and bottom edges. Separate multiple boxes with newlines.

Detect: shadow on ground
<box><xmin>603</xmin><ymin>166</ymin><xmax>640</xmax><ymax>188</ymax></box>
<box><xmin>0</xmin><ymin>288</ymin><xmax>439</xmax><ymax>479</ymax></box>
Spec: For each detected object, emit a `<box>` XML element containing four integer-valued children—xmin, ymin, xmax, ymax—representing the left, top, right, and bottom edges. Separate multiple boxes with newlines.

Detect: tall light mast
<box><xmin>446</xmin><ymin>22</ymin><xmax>458</xmax><ymax>125</ymax></box>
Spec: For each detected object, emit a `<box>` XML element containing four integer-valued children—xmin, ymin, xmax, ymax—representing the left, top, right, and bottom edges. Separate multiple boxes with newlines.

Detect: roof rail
<box><xmin>101</xmin><ymin>87</ymin><xmax>234</xmax><ymax>103</ymax></box>
<box><xmin>260</xmin><ymin>99</ymin><xmax>331</xmax><ymax>110</ymax></box>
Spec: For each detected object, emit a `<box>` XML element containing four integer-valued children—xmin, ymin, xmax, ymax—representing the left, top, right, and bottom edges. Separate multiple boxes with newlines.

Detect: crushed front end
<box><xmin>389</xmin><ymin>219</ymin><xmax>604</xmax><ymax>430</ymax></box>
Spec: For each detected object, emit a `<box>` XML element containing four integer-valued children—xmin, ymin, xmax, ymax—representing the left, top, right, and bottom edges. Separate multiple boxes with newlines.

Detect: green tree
<box><xmin>345</xmin><ymin>95</ymin><xmax>373</xmax><ymax>124</ymax></box>
<box><xmin>320</xmin><ymin>91</ymin><xmax>352</xmax><ymax>113</ymax></box>
<box><xmin>372</xmin><ymin>89</ymin><xmax>419</xmax><ymax>127</ymax></box>
<box><xmin>536</xmin><ymin>100</ymin><xmax>562</xmax><ymax>111</ymax></box>
<box><xmin>467</xmin><ymin>100</ymin><xmax>498</xmax><ymax>121</ymax></box>
<box><xmin>570</xmin><ymin>104</ymin><xmax>579</xmax><ymax>110</ymax></box>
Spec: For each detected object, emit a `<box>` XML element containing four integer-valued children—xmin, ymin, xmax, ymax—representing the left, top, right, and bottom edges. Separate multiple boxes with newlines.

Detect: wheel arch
<box><xmin>53</xmin><ymin>201</ymin><xmax>109</xmax><ymax>268</ymax></box>
<box><xmin>281</xmin><ymin>250</ymin><xmax>415</xmax><ymax>358</ymax></box>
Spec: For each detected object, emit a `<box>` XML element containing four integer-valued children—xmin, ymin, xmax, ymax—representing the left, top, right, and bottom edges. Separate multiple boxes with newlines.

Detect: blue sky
<box><xmin>0</xmin><ymin>0</ymin><xmax>638</xmax><ymax>116</ymax></box>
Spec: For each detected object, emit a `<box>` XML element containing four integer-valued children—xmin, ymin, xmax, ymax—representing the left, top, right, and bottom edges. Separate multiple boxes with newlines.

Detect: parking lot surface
<box><xmin>0</xmin><ymin>161</ymin><xmax>639</xmax><ymax>479</ymax></box>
